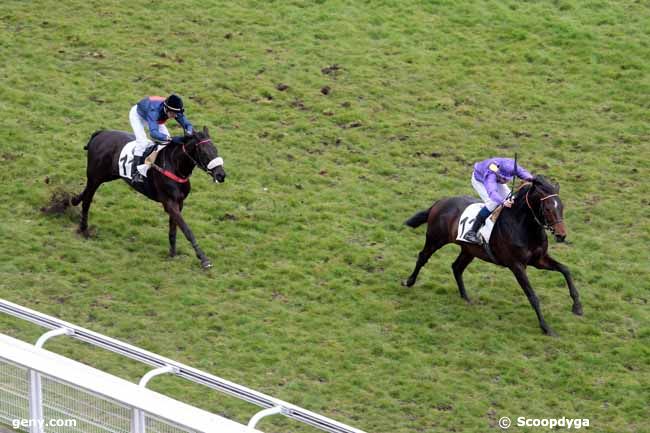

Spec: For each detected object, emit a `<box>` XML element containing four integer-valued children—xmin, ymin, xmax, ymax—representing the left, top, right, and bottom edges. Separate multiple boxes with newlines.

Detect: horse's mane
<box><xmin>157</xmin><ymin>132</ymin><xmax>211</xmax><ymax>167</ymax></box>
<box><xmin>159</xmin><ymin>134</ymin><xmax>196</xmax><ymax>155</ymax></box>
<box><xmin>515</xmin><ymin>175</ymin><xmax>559</xmax><ymax>200</ymax></box>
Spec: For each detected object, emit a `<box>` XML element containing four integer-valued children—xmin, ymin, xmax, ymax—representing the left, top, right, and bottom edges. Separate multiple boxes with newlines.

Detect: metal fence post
<box><xmin>27</xmin><ymin>328</ymin><xmax>74</xmax><ymax>433</ymax></box>
<box><xmin>131</xmin><ymin>408</ymin><xmax>143</xmax><ymax>433</ymax></box>
<box><xmin>28</xmin><ymin>369</ymin><xmax>43</xmax><ymax>433</ymax></box>
<box><xmin>248</xmin><ymin>406</ymin><xmax>284</xmax><ymax>429</ymax></box>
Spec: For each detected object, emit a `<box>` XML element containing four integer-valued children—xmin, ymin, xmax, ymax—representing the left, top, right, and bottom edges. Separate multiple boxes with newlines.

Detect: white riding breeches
<box><xmin>471</xmin><ymin>174</ymin><xmax>511</xmax><ymax>212</ymax></box>
<box><xmin>129</xmin><ymin>105</ymin><xmax>169</xmax><ymax>157</ymax></box>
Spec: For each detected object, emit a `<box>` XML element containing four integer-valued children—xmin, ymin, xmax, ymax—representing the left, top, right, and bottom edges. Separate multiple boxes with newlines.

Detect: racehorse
<box><xmin>403</xmin><ymin>176</ymin><xmax>582</xmax><ymax>335</ymax></box>
<box><xmin>70</xmin><ymin>127</ymin><xmax>225</xmax><ymax>269</ymax></box>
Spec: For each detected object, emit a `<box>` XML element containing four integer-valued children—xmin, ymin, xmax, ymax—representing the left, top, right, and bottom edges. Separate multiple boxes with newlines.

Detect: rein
<box><xmin>525</xmin><ymin>188</ymin><xmax>561</xmax><ymax>230</ymax></box>
<box><xmin>152</xmin><ymin>164</ymin><xmax>188</xmax><ymax>183</ymax></box>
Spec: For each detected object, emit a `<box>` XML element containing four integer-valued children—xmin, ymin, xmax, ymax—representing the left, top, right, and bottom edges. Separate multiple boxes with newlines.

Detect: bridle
<box><xmin>525</xmin><ymin>187</ymin><xmax>562</xmax><ymax>231</ymax></box>
<box><xmin>182</xmin><ymin>138</ymin><xmax>224</xmax><ymax>174</ymax></box>
<box><xmin>182</xmin><ymin>138</ymin><xmax>215</xmax><ymax>173</ymax></box>
<box><xmin>153</xmin><ymin>138</ymin><xmax>223</xmax><ymax>183</ymax></box>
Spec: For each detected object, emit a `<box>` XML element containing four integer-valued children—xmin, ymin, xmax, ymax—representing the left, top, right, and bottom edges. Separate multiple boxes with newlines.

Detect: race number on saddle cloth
<box><xmin>118</xmin><ymin>140</ymin><xmax>165</xmax><ymax>181</ymax></box>
<box><xmin>456</xmin><ymin>203</ymin><xmax>501</xmax><ymax>244</ymax></box>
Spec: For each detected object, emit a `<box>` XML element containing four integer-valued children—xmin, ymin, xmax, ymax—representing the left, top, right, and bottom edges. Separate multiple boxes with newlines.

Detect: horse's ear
<box><xmin>203</xmin><ymin>126</ymin><xmax>209</xmax><ymax>136</ymax></box>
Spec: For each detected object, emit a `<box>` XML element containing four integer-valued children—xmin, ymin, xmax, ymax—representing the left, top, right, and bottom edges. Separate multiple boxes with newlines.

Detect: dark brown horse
<box><xmin>403</xmin><ymin>176</ymin><xmax>582</xmax><ymax>335</ymax></box>
<box><xmin>70</xmin><ymin>127</ymin><xmax>225</xmax><ymax>269</ymax></box>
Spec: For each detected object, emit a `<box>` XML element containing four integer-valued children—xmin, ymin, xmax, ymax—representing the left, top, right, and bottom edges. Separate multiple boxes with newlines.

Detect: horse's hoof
<box><xmin>201</xmin><ymin>260</ymin><xmax>213</xmax><ymax>269</ymax></box>
<box><xmin>77</xmin><ymin>228</ymin><xmax>90</xmax><ymax>239</ymax></box>
<box><xmin>572</xmin><ymin>305</ymin><xmax>583</xmax><ymax>316</ymax></box>
<box><xmin>402</xmin><ymin>279</ymin><xmax>414</xmax><ymax>288</ymax></box>
<box><xmin>544</xmin><ymin>328</ymin><xmax>558</xmax><ymax>337</ymax></box>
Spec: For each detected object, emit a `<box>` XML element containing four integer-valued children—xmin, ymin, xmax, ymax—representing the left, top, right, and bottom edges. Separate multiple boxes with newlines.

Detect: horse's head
<box><xmin>527</xmin><ymin>175</ymin><xmax>566</xmax><ymax>242</ymax></box>
<box><xmin>184</xmin><ymin>126</ymin><xmax>226</xmax><ymax>183</ymax></box>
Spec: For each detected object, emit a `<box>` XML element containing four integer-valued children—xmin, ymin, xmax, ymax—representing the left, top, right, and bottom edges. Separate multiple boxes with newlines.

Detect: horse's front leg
<box><xmin>163</xmin><ymin>200</ymin><xmax>212</xmax><ymax>269</ymax></box>
<box><xmin>533</xmin><ymin>254</ymin><xmax>583</xmax><ymax>316</ymax></box>
<box><xmin>510</xmin><ymin>263</ymin><xmax>556</xmax><ymax>336</ymax></box>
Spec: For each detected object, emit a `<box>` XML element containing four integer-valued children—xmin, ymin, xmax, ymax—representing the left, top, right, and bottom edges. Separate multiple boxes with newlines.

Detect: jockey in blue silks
<box><xmin>463</xmin><ymin>157</ymin><xmax>535</xmax><ymax>243</ymax></box>
<box><xmin>128</xmin><ymin>94</ymin><xmax>194</xmax><ymax>183</ymax></box>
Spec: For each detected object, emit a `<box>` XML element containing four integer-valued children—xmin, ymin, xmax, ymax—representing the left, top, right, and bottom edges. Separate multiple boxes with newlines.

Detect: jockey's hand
<box><xmin>184</xmin><ymin>127</ymin><xmax>194</xmax><ymax>136</ymax></box>
<box><xmin>504</xmin><ymin>198</ymin><xmax>514</xmax><ymax>208</ymax></box>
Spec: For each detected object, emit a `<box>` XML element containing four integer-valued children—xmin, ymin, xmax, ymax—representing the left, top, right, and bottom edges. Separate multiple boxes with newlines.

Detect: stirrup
<box><xmin>132</xmin><ymin>172</ymin><xmax>145</xmax><ymax>183</ymax></box>
<box><xmin>464</xmin><ymin>231</ymin><xmax>479</xmax><ymax>243</ymax></box>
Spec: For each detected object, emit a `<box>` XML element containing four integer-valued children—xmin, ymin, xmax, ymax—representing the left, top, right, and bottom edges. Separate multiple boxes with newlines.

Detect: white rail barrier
<box><xmin>0</xmin><ymin>299</ymin><xmax>366</xmax><ymax>433</ymax></box>
<box><xmin>1</xmin><ymin>333</ymin><xmax>256</xmax><ymax>433</ymax></box>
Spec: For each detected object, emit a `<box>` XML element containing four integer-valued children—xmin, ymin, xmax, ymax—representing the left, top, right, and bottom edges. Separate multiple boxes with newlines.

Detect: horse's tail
<box><xmin>84</xmin><ymin>130</ymin><xmax>104</xmax><ymax>150</ymax></box>
<box><xmin>405</xmin><ymin>207</ymin><xmax>432</xmax><ymax>228</ymax></box>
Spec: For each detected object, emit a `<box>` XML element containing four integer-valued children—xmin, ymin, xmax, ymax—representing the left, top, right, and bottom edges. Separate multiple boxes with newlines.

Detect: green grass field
<box><xmin>1</xmin><ymin>1</ymin><xmax>648</xmax><ymax>432</ymax></box>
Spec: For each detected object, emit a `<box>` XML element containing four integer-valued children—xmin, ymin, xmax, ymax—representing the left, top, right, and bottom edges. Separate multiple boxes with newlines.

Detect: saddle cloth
<box><xmin>117</xmin><ymin>141</ymin><xmax>163</xmax><ymax>180</ymax></box>
<box><xmin>456</xmin><ymin>203</ymin><xmax>502</xmax><ymax>244</ymax></box>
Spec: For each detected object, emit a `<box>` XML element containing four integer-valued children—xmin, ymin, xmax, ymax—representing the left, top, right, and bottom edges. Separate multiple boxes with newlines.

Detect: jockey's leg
<box><xmin>463</xmin><ymin>206</ymin><xmax>492</xmax><ymax>243</ymax></box>
<box><xmin>471</xmin><ymin>174</ymin><xmax>491</xmax><ymax>202</ymax></box>
<box><xmin>132</xmin><ymin>155</ymin><xmax>146</xmax><ymax>183</ymax></box>
<box><xmin>129</xmin><ymin>105</ymin><xmax>150</xmax><ymax>157</ymax></box>
<box><xmin>129</xmin><ymin>105</ymin><xmax>151</xmax><ymax>182</ymax></box>
<box><xmin>136</xmin><ymin>124</ymin><xmax>170</xmax><ymax>179</ymax></box>
<box><xmin>465</xmin><ymin>174</ymin><xmax>498</xmax><ymax>242</ymax></box>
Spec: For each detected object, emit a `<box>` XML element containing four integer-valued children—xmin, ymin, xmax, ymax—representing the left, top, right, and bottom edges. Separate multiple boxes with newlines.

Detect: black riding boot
<box><xmin>464</xmin><ymin>207</ymin><xmax>490</xmax><ymax>243</ymax></box>
<box><xmin>131</xmin><ymin>155</ymin><xmax>145</xmax><ymax>183</ymax></box>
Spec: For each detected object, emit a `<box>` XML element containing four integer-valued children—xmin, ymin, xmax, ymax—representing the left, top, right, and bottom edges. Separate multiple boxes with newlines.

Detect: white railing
<box><xmin>0</xmin><ymin>299</ymin><xmax>366</xmax><ymax>433</ymax></box>
<box><xmin>1</xmin><ymin>334</ymin><xmax>251</xmax><ymax>433</ymax></box>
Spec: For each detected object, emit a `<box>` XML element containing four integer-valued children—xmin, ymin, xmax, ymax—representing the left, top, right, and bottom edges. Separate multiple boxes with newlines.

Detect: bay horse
<box><xmin>403</xmin><ymin>176</ymin><xmax>582</xmax><ymax>335</ymax></box>
<box><xmin>70</xmin><ymin>127</ymin><xmax>225</xmax><ymax>269</ymax></box>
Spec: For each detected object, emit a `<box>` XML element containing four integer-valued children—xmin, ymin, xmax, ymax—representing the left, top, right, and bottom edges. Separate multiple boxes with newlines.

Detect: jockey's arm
<box><xmin>485</xmin><ymin>172</ymin><xmax>506</xmax><ymax>204</ymax></box>
<box><xmin>176</xmin><ymin>113</ymin><xmax>194</xmax><ymax>135</ymax></box>
<box><xmin>147</xmin><ymin>119</ymin><xmax>171</xmax><ymax>144</ymax></box>
<box><xmin>516</xmin><ymin>165</ymin><xmax>534</xmax><ymax>182</ymax></box>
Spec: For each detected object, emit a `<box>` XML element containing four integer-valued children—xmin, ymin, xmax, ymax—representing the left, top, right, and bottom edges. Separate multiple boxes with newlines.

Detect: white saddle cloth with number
<box><xmin>456</xmin><ymin>203</ymin><xmax>500</xmax><ymax>244</ymax></box>
<box><xmin>118</xmin><ymin>141</ymin><xmax>163</xmax><ymax>180</ymax></box>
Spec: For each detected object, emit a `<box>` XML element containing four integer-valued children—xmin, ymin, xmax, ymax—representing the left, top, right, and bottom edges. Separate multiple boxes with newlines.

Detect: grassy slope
<box><xmin>0</xmin><ymin>0</ymin><xmax>648</xmax><ymax>432</ymax></box>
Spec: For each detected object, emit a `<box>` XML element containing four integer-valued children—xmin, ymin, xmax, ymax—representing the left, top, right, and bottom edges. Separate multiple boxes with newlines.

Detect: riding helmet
<box><xmin>164</xmin><ymin>94</ymin><xmax>184</xmax><ymax>113</ymax></box>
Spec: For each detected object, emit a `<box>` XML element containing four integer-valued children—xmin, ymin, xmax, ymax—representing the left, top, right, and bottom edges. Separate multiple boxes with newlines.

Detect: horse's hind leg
<box><xmin>452</xmin><ymin>250</ymin><xmax>474</xmax><ymax>303</ymax></box>
<box><xmin>70</xmin><ymin>187</ymin><xmax>85</xmax><ymax>207</ymax></box>
<box><xmin>403</xmin><ymin>235</ymin><xmax>445</xmax><ymax>287</ymax></box>
<box><xmin>533</xmin><ymin>254</ymin><xmax>583</xmax><ymax>316</ymax></box>
<box><xmin>75</xmin><ymin>180</ymin><xmax>101</xmax><ymax>237</ymax></box>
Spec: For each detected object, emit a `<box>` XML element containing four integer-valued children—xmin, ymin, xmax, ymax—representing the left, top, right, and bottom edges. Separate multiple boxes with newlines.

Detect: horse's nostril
<box><xmin>214</xmin><ymin>172</ymin><xmax>226</xmax><ymax>183</ymax></box>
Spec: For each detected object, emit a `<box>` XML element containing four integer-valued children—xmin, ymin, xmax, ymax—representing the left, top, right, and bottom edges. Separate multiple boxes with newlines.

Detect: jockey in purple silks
<box><xmin>463</xmin><ymin>157</ymin><xmax>535</xmax><ymax>243</ymax></box>
<box><xmin>129</xmin><ymin>94</ymin><xmax>194</xmax><ymax>183</ymax></box>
